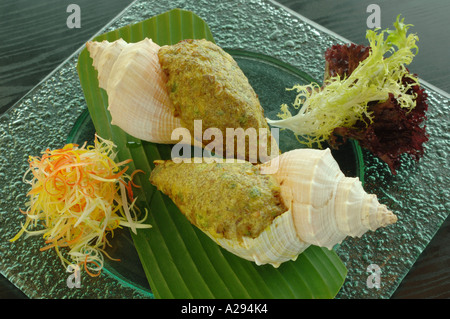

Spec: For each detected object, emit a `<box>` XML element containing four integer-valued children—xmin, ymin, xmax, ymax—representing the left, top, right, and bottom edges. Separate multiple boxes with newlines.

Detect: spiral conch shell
<box><xmin>86</xmin><ymin>38</ymin><xmax>181</xmax><ymax>143</ymax></box>
<box><xmin>149</xmin><ymin>148</ymin><xmax>397</xmax><ymax>267</ymax></box>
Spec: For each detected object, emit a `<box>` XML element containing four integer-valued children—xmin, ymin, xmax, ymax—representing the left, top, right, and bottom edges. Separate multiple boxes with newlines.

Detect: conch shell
<box><xmin>149</xmin><ymin>148</ymin><xmax>397</xmax><ymax>267</ymax></box>
<box><xmin>86</xmin><ymin>38</ymin><xmax>181</xmax><ymax>143</ymax></box>
<box><xmin>86</xmin><ymin>38</ymin><xmax>278</xmax><ymax>162</ymax></box>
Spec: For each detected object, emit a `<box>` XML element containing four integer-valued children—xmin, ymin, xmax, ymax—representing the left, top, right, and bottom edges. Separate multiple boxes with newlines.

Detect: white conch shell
<box><xmin>86</xmin><ymin>38</ymin><xmax>182</xmax><ymax>143</ymax></box>
<box><xmin>215</xmin><ymin>148</ymin><xmax>397</xmax><ymax>267</ymax></box>
<box><xmin>150</xmin><ymin>148</ymin><xmax>397</xmax><ymax>268</ymax></box>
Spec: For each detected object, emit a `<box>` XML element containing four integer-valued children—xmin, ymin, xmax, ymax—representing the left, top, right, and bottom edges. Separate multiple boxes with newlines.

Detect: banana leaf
<box><xmin>77</xmin><ymin>8</ymin><xmax>347</xmax><ymax>299</ymax></box>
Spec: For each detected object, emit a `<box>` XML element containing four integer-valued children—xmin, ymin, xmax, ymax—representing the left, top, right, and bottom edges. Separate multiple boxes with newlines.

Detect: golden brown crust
<box><xmin>158</xmin><ymin>39</ymin><xmax>277</xmax><ymax>162</ymax></box>
<box><xmin>150</xmin><ymin>158</ymin><xmax>287</xmax><ymax>240</ymax></box>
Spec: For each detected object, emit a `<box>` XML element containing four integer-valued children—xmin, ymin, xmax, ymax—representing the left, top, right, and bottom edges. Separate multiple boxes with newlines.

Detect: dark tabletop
<box><xmin>1</xmin><ymin>0</ymin><xmax>449</xmax><ymax>299</ymax></box>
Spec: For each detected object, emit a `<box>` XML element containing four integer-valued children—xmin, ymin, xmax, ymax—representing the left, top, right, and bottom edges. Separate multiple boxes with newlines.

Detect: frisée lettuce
<box><xmin>267</xmin><ymin>15</ymin><xmax>421</xmax><ymax>147</ymax></box>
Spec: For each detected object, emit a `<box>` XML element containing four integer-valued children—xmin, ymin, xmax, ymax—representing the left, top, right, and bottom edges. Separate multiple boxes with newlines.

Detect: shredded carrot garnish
<box><xmin>83</xmin><ymin>254</ymin><xmax>101</xmax><ymax>277</ymax></box>
<box><xmin>10</xmin><ymin>134</ymin><xmax>151</xmax><ymax>277</ymax></box>
<box><xmin>130</xmin><ymin>169</ymin><xmax>145</xmax><ymax>188</ymax></box>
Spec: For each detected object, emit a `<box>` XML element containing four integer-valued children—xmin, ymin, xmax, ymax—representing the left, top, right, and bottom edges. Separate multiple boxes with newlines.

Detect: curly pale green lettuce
<box><xmin>267</xmin><ymin>16</ymin><xmax>420</xmax><ymax>148</ymax></box>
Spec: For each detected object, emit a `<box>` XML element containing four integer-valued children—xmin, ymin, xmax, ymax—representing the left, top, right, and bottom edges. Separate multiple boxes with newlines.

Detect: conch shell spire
<box><xmin>86</xmin><ymin>39</ymin><xmax>127</xmax><ymax>92</ymax></box>
<box><xmin>261</xmin><ymin>148</ymin><xmax>397</xmax><ymax>250</ymax></box>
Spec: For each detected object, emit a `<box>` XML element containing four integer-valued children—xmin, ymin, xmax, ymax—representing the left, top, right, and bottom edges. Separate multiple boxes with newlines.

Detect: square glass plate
<box><xmin>0</xmin><ymin>0</ymin><xmax>449</xmax><ymax>299</ymax></box>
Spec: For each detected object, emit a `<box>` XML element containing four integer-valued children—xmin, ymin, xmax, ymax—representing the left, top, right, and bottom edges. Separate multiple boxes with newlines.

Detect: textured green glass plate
<box><xmin>2</xmin><ymin>0</ymin><xmax>448</xmax><ymax>300</ymax></box>
<box><xmin>75</xmin><ymin>8</ymin><xmax>353</xmax><ymax>298</ymax></box>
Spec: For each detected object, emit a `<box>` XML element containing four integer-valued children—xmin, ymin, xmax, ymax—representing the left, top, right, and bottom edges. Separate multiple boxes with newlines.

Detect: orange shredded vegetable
<box><xmin>10</xmin><ymin>134</ymin><xmax>151</xmax><ymax>276</ymax></box>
